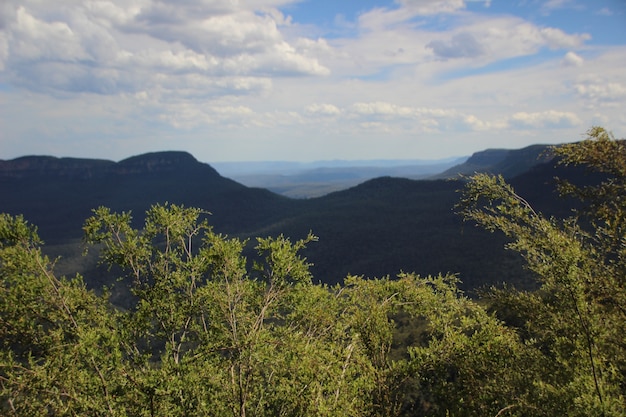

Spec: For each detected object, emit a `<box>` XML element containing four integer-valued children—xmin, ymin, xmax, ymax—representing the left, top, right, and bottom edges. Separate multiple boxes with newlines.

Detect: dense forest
<box><xmin>1</xmin><ymin>127</ymin><xmax>625</xmax><ymax>416</ymax></box>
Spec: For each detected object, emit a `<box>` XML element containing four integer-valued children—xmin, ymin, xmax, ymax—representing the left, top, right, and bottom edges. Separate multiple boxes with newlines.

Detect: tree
<box><xmin>337</xmin><ymin>273</ymin><xmax>535</xmax><ymax>417</ymax></box>
<box><xmin>0</xmin><ymin>213</ymin><xmax>125</xmax><ymax>415</ymax></box>
<box><xmin>458</xmin><ymin>127</ymin><xmax>626</xmax><ymax>416</ymax></box>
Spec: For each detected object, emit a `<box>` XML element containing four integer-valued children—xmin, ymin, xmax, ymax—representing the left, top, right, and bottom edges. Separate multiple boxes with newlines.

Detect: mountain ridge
<box><xmin>433</xmin><ymin>143</ymin><xmax>555</xmax><ymax>179</ymax></box>
<box><xmin>1</xmin><ymin>144</ymin><xmax>551</xmax><ymax>184</ymax></box>
<box><xmin>0</xmin><ymin>144</ymin><xmax>574</xmax><ymax>301</ymax></box>
<box><xmin>0</xmin><ymin>151</ymin><xmax>212</xmax><ymax>180</ymax></box>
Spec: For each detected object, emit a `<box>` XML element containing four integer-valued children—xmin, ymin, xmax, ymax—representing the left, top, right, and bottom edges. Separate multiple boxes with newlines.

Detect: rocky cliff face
<box><xmin>0</xmin><ymin>151</ymin><xmax>217</xmax><ymax>180</ymax></box>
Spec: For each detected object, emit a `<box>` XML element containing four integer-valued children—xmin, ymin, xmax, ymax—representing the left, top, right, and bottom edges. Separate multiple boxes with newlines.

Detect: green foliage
<box><xmin>0</xmin><ymin>213</ymin><xmax>125</xmax><ymax>415</ymax></box>
<box><xmin>459</xmin><ymin>127</ymin><xmax>626</xmax><ymax>416</ymax></box>
<box><xmin>1</xmin><ymin>203</ymin><xmax>533</xmax><ymax>416</ymax></box>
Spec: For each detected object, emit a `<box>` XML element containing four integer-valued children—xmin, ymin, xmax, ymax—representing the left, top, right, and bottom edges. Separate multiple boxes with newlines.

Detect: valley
<box><xmin>0</xmin><ymin>143</ymin><xmax>567</xmax><ymax>300</ymax></box>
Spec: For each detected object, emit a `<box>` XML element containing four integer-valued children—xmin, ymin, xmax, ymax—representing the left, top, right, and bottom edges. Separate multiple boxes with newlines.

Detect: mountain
<box><xmin>0</xmin><ymin>151</ymin><xmax>297</xmax><ymax>243</ymax></box>
<box><xmin>213</xmin><ymin>157</ymin><xmax>467</xmax><ymax>198</ymax></box>
<box><xmin>245</xmin><ymin>167</ymin><xmax>566</xmax><ymax>291</ymax></box>
<box><xmin>433</xmin><ymin>144</ymin><xmax>555</xmax><ymax>179</ymax></box>
<box><xmin>0</xmin><ymin>155</ymin><xmax>116</xmax><ymax>180</ymax></box>
<box><xmin>0</xmin><ymin>147</ymin><xmax>580</xmax><ymax>304</ymax></box>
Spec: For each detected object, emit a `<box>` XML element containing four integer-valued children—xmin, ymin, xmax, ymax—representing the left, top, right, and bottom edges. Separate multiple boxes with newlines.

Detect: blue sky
<box><xmin>1</xmin><ymin>0</ymin><xmax>625</xmax><ymax>162</ymax></box>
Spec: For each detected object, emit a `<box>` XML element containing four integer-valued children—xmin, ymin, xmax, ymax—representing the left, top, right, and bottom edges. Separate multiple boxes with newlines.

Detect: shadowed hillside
<box><xmin>0</xmin><ymin>147</ymin><xmax>582</xmax><ymax>299</ymax></box>
<box><xmin>0</xmin><ymin>151</ymin><xmax>298</xmax><ymax>242</ymax></box>
<box><xmin>433</xmin><ymin>144</ymin><xmax>555</xmax><ymax>179</ymax></box>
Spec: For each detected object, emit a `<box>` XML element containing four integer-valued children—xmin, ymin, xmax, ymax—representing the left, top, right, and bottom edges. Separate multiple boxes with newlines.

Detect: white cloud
<box><xmin>157</xmin><ymin>101</ymin><xmax>259</xmax><ymax>129</ymax></box>
<box><xmin>343</xmin><ymin>101</ymin><xmax>497</xmax><ymax>132</ymax></box>
<box><xmin>476</xmin><ymin>18</ymin><xmax>589</xmax><ymax>58</ymax></box>
<box><xmin>1</xmin><ymin>0</ymin><xmax>625</xmax><ymax>162</ymax></box>
<box><xmin>351</xmin><ymin>101</ymin><xmax>416</xmax><ymax>117</ymax></box>
<box><xmin>0</xmin><ymin>0</ymin><xmax>592</xmax><ymax>100</ymax></box>
<box><xmin>83</xmin><ymin>0</ymin><xmax>139</xmax><ymax>26</ymax></box>
<box><xmin>11</xmin><ymin>7</ymin><xmax>90</xmax><ymax>62</ymax></box>
<box><xmin>561</xmin><ymin>51</ymin><xmax>584</xmax><ymax>67</ymax></box>
<box><xmin>306</xmin><ymin>103</ymin><xmax>341</xmax><ymax>116</ymax></box>
<box><xmin>574</xmin><ymin>78</ymin><xmax>626</xmax><ymax>107</ymax></box>
<box><xmin>134</xmin><ymin>11</ymin><xmax>284</xmax><ymax>56</ymax></box>
<box><xmin>295</xmin><ymin>37</ymin><xmax>333</xmax><ymax>56</ymax></box>
<box><xmin>417</xmin><ymin>15</ymin><xmax>591</xmax><ymax>70</ymax></box>
<box><xmin>395</xmin><ymin>0</ymin><xmax>467</xmax><ymax>15</ymax></box>
<box><xmin>540</xmin><ymin>27</ymin><xmax>591</xmax><ymax>49</ymax></box>
<box><xmin>0</xmin><ymin>0</ymin><xmax>328</xmax><ymax>98</ymax></box>
<box><xmin>357</xmin><ymin>0</ymin><xmax>471</xmax><ymax>33</ymax></box>
<box><xmin>509</xmin><ymin>110</ymin><xmax>582</xmax><ymax>129</ymax></box>
<box><xmin>258</xmin><ymin>41</ymin><xmax>330</xmax><ymax>76</ymax></box>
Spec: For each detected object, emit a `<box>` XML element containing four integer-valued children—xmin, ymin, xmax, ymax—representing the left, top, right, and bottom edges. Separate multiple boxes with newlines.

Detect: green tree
<box><xmin>458</xmin><ymin>127</ymin><xmax>626</xmax><ymax>416</ymax></box>
<box><xmin>83</xmin><ymin>203</ymin><xmax>379</xmax><ymax>416</ymax></box>
<box><xmin>0</xmin><ymin>213</ymin><xmax>125</xmax><ymax>415</ymax></box>
<box><xmin>2</xmin><ymin>197</ymin><xmax>560</xmax><ymax>416</ymax></box>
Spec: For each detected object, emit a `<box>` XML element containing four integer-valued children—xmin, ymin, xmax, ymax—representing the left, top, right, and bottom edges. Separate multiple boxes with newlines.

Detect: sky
<box><xmin>1</xmin><ymin>0</ymin><xmax>625</xmax><ymax>163</ymax></box>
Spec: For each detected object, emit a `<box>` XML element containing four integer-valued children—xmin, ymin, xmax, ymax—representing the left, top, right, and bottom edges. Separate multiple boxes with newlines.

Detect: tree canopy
<box><xmin>458</xmin><ymin>126</ymin><xmax>626</xmax><ymax>416</ymax></box>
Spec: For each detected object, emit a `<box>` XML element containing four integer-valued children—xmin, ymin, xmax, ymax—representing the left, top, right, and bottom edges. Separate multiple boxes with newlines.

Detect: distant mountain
<box><xmin>212</xmin><ymin>158</ymin><xmax>466</xmax><ymax>177</ymax></box>
<box><xmin>212</xmin><ymin>144</ymin><xmax>554</xmax><ymax>199</ymax></box>
<box><xmin>213</xmin><ymin>157</ymin><xmax>467</xmax><ymax>198</ymax></box>
<box><xmin>433</xmin><ymin>144</ymin><xmax>555</xmax><ymax>179</ymax></box>
<box><xmin>0</xmin><ymin>146</ymin><xmax>583</xmax><ymax>305</ymax></box>
<box><xmin>0</xmin><ymin>151</ymin><xmax>213</xmax><ymax>179</ymax></box>
<box><xmin>0</xmin><ymin>155</ymin><xmax>117</xmax><ymax>179</ymax></box>
<box><xmin>0</xmin><ymin>151</ymin><xmax>297</xmax><ymax>243</ymax></box>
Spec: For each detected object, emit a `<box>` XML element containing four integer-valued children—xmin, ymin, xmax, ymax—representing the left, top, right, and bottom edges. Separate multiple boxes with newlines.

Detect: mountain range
<box><xmin>0</xmin><ymin>144</ymin><xmax>577</xmax><ymax>303</ymax></box>
<box><xmin>211</xmin><ymin>157</ymin><xmax>467</xmax><ymax>198</ymax></box>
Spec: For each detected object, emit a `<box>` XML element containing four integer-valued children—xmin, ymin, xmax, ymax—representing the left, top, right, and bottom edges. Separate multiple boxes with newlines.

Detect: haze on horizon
<box><xmin>1</xmin><ymin>0</ymin><xmax>625</xmax><ymax>163</ymax></box>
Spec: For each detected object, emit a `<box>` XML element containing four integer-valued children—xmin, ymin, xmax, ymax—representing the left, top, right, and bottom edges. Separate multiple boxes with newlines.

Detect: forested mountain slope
<box><xmin>0</xmin><ymin>146</ymin><xmax>574</xmax><ymax>293</ymax></box>
<box><xmin>433</xmin><ymin>143</ymin><xmax>554</xmax><ymax>179</ymax></box>
<box><xmin>0</xmin><ymin>151</ymin><xmax>298</xmax><ymax>242</ymax></box>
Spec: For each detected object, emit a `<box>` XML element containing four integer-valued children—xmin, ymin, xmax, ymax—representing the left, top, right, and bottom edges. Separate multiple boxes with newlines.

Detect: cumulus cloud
<box><xmin>419</xmin><ymin>15</ymin><xmax>589</xmax><ymax>66</ymax></box>
<box><xmin>0</xmin><ymin>0</ymin><xmax>592</xmax><ymax>101</ymax></box>
<box><xmin>561</xmin><ymin>51</ymin><xmax>584</xmax><ymax>67</ymax></box>
<box><xmin>509</xmin><ymin>110</ymin><xmax>582</xmax><ymax>129</ymax></box>
<box><xmin>10</xmin><ymin>7</ymin><xmax>90</xmax><ymax>63</ymax></box>
<box><xmin>540</xmin><ymin>27</ymin><xmax>590</xmax><ymax>49</ymax></box>
<box><xmin>135</xmin><ymin>0</ymin><xmax>237</xmax><ymax>25</ymax></box>
<box><xmin>133</xmin><ymin>11</ymin><xmax>285</xmax><ymax>57</ymax></box>
<box><xmin>473</xmin><ymin>19</ymin><xmax>590</xmax><ymax>60</ymax></box>
<box><xmin>1</xmin><ymin>0</ymin><xmax>624</xmax><ymax>162</ymax></box>
<box><xmin>574</xmin><ymin>78</ymin><xmax>626</xmax><ymax>106</ymax></box>
<box><xmin>0</xmin><ymin>0</ymin><xmax>329</xmax><ymax>97</ymax></box>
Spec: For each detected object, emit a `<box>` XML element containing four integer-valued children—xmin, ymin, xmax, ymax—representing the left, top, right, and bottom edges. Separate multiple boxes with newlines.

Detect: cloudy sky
<box><xmin>1</xmin><ymin>0</ymin><xmax>625</xmax><ymax>162</ymax></box>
